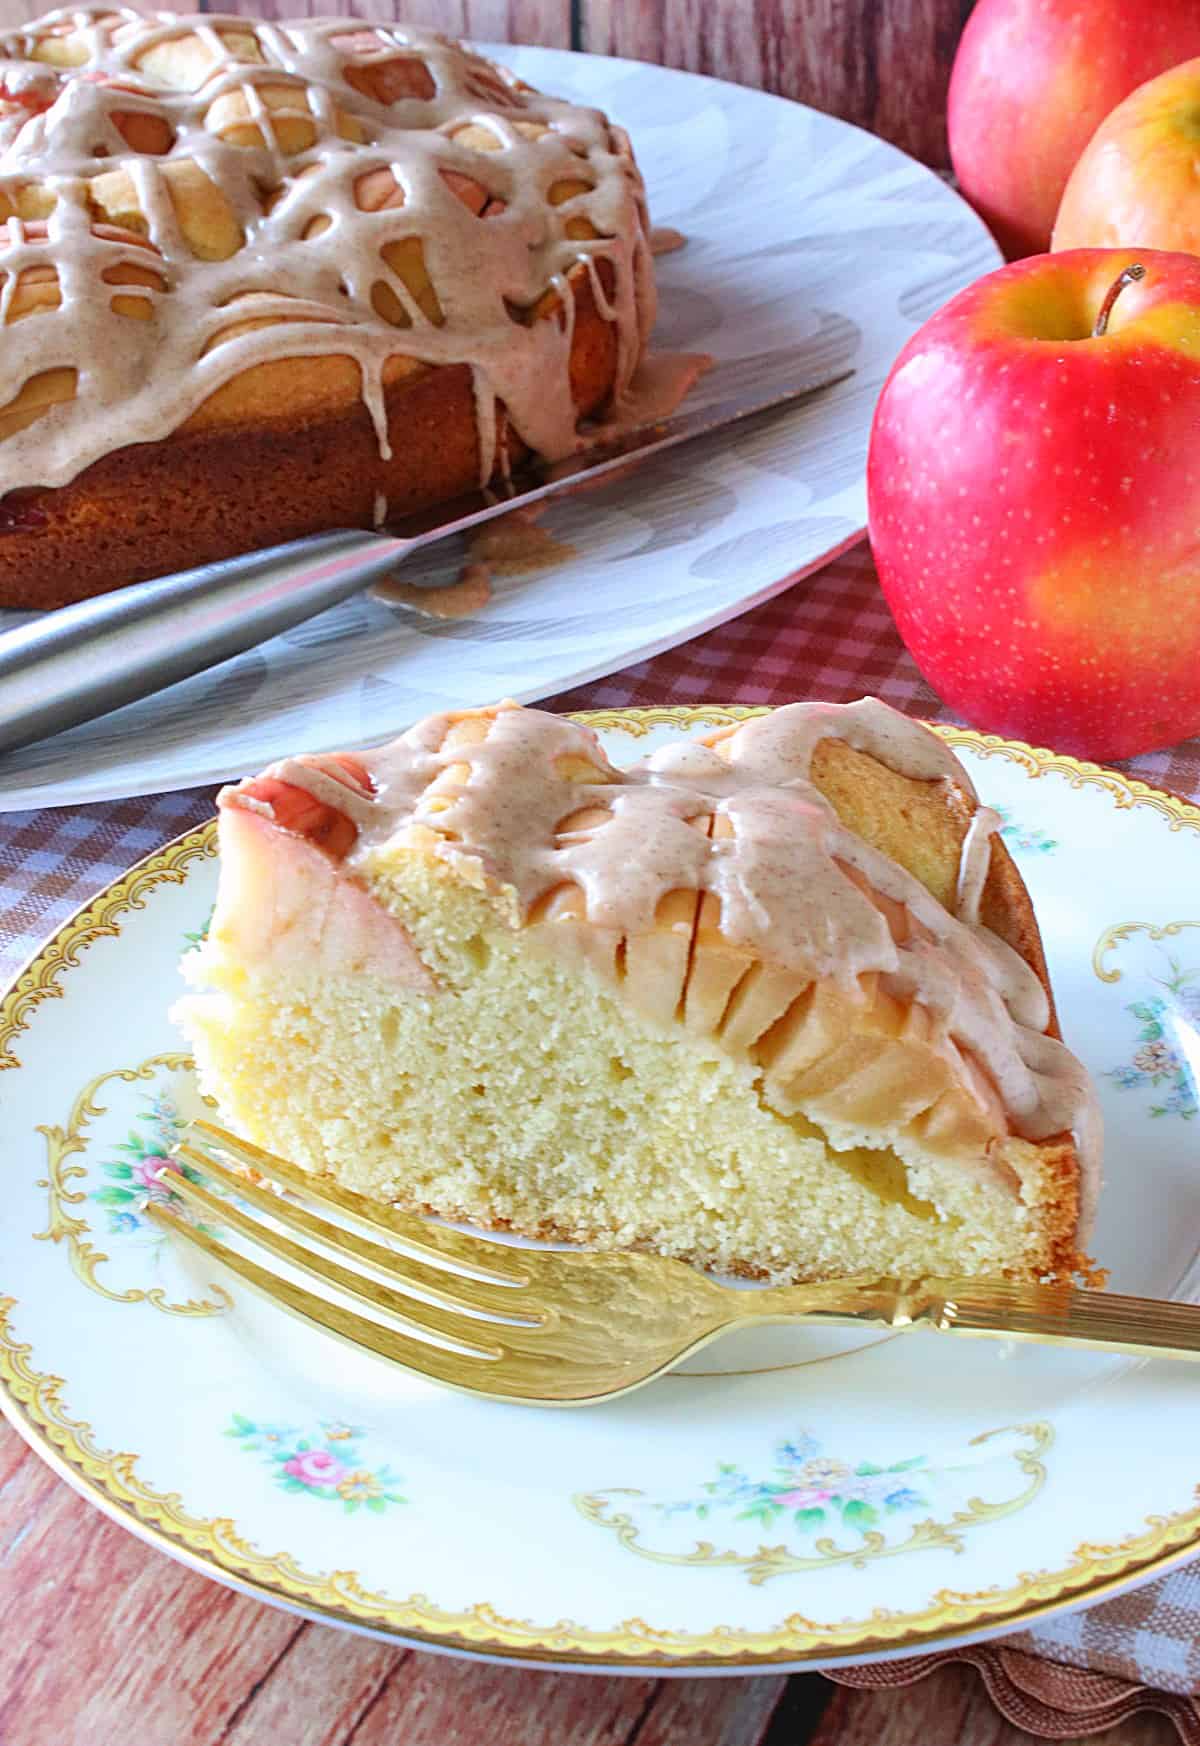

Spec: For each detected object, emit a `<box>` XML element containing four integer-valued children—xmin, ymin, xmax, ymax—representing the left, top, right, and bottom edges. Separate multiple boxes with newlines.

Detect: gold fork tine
<box><xmin>192</xmin><ymin>1119</ymin><xmax>527</xmax><ymax>1286</ymax></box>
<box><xmin>174</xmin><ymin>1144</ymin><xmax>542</xmax><ymax>1325</ymax></box>
<box><xmin>159</xmin><ymin>1167</ymin><xmax>535</xmax><ymax>1355</ymax></box>
<box><xmin>145</xmin><ymin>1201</ymin><xmax>517</xmax><ymax>1390</ymax></box>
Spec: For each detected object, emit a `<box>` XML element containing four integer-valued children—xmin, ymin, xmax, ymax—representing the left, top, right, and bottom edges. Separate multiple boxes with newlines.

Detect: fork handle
<box><xmin>735</xmin><ymin>1276</ymin><xmax>1200</xmax><ymax>1363</ymax></box>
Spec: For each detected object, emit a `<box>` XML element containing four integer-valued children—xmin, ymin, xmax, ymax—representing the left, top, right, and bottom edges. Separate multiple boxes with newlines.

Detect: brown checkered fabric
<box><xmin>3</xmin><ymin>539</ymin><xmax>1200</xmax><ymax>1733</ymax></box>
<box><xmin>828</xmin><ymin>1646</ymin><xmax>1200</xmax><ymax>1742</ymax></box>
<box><xmin>0</xmin><ymin>785</ymin><xmax>217</xmax><ymax>981</ymax></box>
<box><xmin>1010</xmin><ymin>1561</ymin><xmax>1200</xmax><ymax>1696</ymax></box>
<box><xmin>550</xmin><ymin>540</ymin><xmax>1200</xmax><ymax>801</ymax></box>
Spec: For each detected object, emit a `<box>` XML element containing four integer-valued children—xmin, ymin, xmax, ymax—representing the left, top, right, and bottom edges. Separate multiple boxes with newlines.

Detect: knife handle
<box><xmin>0</xmin><ymin>528</ymin><xmax>409</xmax><ymax>757</ymax></box>
<box><xmin>0</xmin><ymin>357</ymin><xmax>857</xmax><ymax>761</ymax></box>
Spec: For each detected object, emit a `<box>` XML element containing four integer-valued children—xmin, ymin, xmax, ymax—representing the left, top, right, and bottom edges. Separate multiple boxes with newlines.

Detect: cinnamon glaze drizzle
<box><xmin>228</xmin><ymin>699</ymin><xmax>1101</xmax><ymax>1226</ymax></box>
<box><xmin>0</xmin><ymin>9</ymin><xmax>655</xmax><ymax>494</ymax></box>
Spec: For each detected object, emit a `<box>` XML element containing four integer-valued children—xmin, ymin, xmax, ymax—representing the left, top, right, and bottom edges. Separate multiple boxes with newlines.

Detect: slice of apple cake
<box><xmin>174</xmin><ymin>698</ymin><xmax>1100</xmax><ymax>1283</ymax></box>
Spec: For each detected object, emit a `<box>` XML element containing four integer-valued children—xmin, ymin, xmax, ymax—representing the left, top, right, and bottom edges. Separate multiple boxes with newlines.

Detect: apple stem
<box><xmin>1092</xmin><ymin>263</ymin><xmax>1146</xmax><ymax>337</ymax></box>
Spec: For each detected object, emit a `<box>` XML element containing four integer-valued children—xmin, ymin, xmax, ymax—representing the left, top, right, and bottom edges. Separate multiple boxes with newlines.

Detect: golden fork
<box><xmin>149</xmin><ymin>1119</ymin><xmax>1200</xmax><ymax>1406</ymax></box>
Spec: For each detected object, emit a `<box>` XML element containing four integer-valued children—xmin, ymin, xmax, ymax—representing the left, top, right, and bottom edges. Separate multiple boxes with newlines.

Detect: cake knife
<box><xmin>0</xmin><ymin>352</ymin><xmax>853</xmax><ymax>757</ymax></box>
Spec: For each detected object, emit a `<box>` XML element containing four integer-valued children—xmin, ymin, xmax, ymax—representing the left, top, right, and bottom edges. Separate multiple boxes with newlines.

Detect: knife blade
<box><xmin>0</xmin><ymin>345</ymin><xmax>854</xmax><ymax>758</ymax></box>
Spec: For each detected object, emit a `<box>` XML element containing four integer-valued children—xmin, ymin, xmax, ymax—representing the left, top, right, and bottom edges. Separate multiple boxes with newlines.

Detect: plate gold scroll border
<box><xmin>3</xmin><ymin>705</ymin><xmax>1200</xmax><ymax>1671</ymax></box>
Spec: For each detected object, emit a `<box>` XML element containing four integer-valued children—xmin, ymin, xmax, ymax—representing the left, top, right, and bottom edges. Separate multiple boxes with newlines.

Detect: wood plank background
<box><xmin>0</xmin><ymin>0</ymin><xmax>971</xmax><ymax>167</ymax></box>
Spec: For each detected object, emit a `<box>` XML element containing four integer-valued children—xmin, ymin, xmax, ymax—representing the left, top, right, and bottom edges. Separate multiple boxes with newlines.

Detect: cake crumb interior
<box><xmin>178</xmin><ymin>851</ymin><xmax>1048</xmax><ymax>1284</ymax></box>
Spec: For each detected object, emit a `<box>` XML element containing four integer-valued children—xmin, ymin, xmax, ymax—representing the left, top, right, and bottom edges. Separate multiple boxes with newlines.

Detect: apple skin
<box><xmin>867</xmin><ymin>248</ymin><xmax>1200</xmax><ymax>762</ymax></box>
<box><xmin>1054</xmin><ymin>58</ymin><xmax>1200</xmax><ymax>254</ymax></box>
<box><xmin>947</xmin><ymin>0</ymin><xmax>1200</xmax><ymax>261</ymax></box>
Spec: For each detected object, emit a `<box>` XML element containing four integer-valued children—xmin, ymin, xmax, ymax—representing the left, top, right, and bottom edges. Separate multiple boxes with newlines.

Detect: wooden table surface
<box><xmin>0</xmin><ymin>1412</ymin><xmax>1175</xmax><ymax>1744</ymax></box>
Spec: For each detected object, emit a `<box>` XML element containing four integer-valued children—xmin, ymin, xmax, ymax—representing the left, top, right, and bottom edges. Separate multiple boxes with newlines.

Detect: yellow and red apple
<box><xmin>867</xmin><ymin>248</ymin><xmax>1200</xmax><ymax>761</ymax></box>
<box><xmin>948</xmin><ymin>0</ymin><xmax>1200</xmax><ymax>260</ymax></box>
<box><xmin>1054</xmin><ymin>57</ymin><xmax>1200</xmax><ymax>254</ymax></box>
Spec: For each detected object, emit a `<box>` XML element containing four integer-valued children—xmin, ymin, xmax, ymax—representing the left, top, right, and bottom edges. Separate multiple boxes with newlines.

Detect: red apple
<box><xmin>947</xmin><ymin>0</ymin><xmax>1200</xmax><ymax>260</ymax></box>
<box><xmin>867</xmin><ymin>248</ymin><xmax>1200</xmax><ymax>761</ymax></box>
<box><xmin>1054</xmin><ymin>57</ymin><xmax>1200</xmax><ymax>254</ymax></box>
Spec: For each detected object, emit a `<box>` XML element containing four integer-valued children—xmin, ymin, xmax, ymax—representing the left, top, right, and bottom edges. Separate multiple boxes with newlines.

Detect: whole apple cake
<box><xmin>0</xmin><ymin>10</ymin><xmax>657</xmax><ymax>607</ymax></box>
<box><xmin>175</xmin><ymin>698</ymin><xmax>1101</xmax><ymax>1285</ymax></box>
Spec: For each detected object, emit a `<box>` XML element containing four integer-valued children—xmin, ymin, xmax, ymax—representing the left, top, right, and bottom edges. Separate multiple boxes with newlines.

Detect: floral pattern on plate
<box><xmin>90</xmin><ymin>1086</ymin><xmax>223</xmax><ymax>1238</ymax></box>
<box><xmin>993</xmin><ymin>806</ymin><xmax>1058</xmax><ymax>855</ymax></box>
<box><xmin>182</xmin><ymin>907</ymin><xmax>213</xmax><ymax>951</ymax></box>
<box><xmin>576</xmin><ymin>1423</ymin><xmax>1051</xmax><ymax>1584</ymax></box>
<box><xmin>227</xmin><ymin>1414</ymin><xmax>407</xmax><ymax>1514</ymax></box>
<box><xmin>652</xmin><ymin>1429</ymin><xmax>929</xmax><ymax>1536</ymax></box>
<box><xmin>35</xmin><ymin>1053</ymin><xmax>230</xmax><ymax>1317</ymax></box>
<box><xmin>1103</xmin><ymin>941</ymin><xmax>1200</xmax><ymax>1121</ymax></box>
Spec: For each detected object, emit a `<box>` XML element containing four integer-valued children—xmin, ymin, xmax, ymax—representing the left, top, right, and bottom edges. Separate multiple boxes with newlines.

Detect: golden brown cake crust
<box><xmin>806</xmin><ymin>733</ymin><xmax>1084</xmax><ymax>1280</ymax></box>
<box><xmin>807</xmin><ymin>736</ymin><xmax>1057</xmax><ymax>1027</ymax></box>
<box><xmin>0</xmin><ymin>264</ymin><xmax>618</xmax><ymax>609</ymax></box>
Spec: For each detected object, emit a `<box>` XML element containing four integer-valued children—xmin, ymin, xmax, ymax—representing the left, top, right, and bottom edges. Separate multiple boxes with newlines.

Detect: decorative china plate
<box><xmin>3</xmin><ymin>708</ymin><xmax>1199</xmax><ymax>1673</ymax></box>
<box><xmin>0</xmin><ymin>49</ymin><xmax>998</xmax><ymax>813</ymax></box>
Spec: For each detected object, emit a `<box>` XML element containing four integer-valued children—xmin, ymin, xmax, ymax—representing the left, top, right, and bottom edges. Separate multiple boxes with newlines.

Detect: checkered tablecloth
<box><xmin>8</xmin><ymin>543</ymin><xmax>1200</xmax><ymax>984</ymax></box>
<box><xmin>4</xmin><ymin>537</ymin><xmax>1200</xmax><ymax>1734</ymax></box>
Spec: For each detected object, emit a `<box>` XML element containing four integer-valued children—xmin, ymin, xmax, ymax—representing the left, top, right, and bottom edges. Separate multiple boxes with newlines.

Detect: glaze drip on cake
<box><xmin>0</xmin><ymin>8</ymin><xmax>655</xmax><ymax>491</ymax></box>
<box><xmin>234</xmin><ymin>699</ymin><xmax>1100</xmax><ymax>1228</ymax></box>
